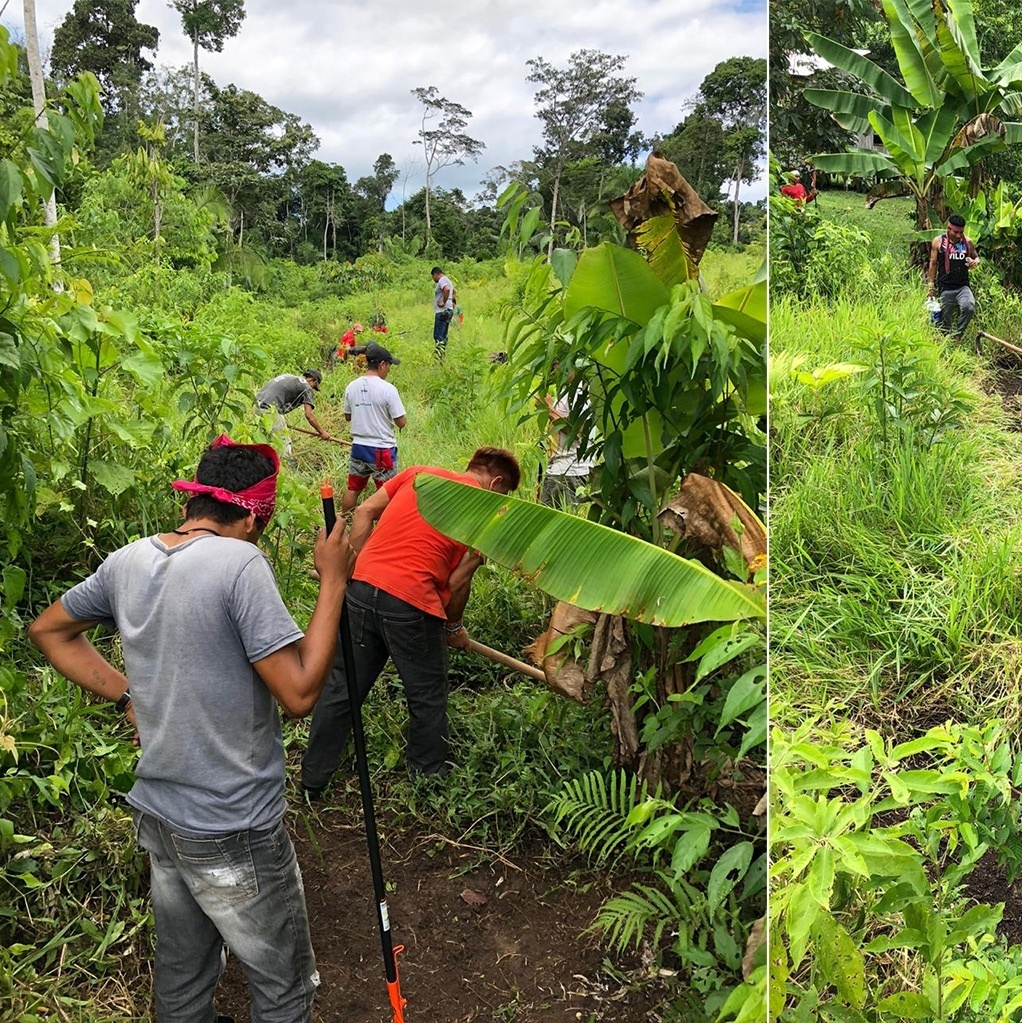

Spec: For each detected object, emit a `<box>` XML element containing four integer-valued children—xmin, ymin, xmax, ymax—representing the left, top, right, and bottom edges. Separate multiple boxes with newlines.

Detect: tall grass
<box><xmin>770</xmin><ymin>275</ymin><xmax>1022</xmax><ymax>729</ymax></box>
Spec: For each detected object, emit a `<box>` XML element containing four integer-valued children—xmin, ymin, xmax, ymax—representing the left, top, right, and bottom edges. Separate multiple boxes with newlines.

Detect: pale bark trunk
<box><xmin>424</xmin><ymin>175</ymin><xmax>432</xmax><ymax>246</ymax></box>
<box><xmin>192</xmin><ymin>32</ymin><xmax>200</xmax><ymax>164</ymax></box>
<box><xmin>23</xmin><ymin>0</ymin><xmax>61</xmax><ymax>279</ymax></box>
<box><xmin>732</xmin><ymin>161</ymin><xmax>744</xmax><ymax>245</ymax></box>
<box><xmin>546</xmin><ymin>168</ymin><xmax>562</xmax><ymax>262</ymax></box>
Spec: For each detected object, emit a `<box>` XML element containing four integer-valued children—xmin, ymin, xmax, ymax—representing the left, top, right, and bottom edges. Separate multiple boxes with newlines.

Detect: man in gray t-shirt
<box><xmin>28</xmin><ymin>436</ymin><xmax>349</xmax><ymax>1022</ymax></box>
<box><xmin>256</xmin><ymin>369</ymin><xmax>332</xmax><ymax>456</ymax></box>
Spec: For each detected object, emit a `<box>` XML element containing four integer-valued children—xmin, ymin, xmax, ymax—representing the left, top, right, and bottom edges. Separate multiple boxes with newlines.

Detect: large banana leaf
<box><xmin>712</xmin><ymin>275</ymin><xmax>766</xmax><ymax>345</ymax></box>
<box><xmin>564</xmin><ymin>242</ymin><xmax>669</xmax><ymax>326</ymax></box>
<box><xmin>944</xmin><ymin>0</ymin><xmax>985</xmax><ymax>80</ymax></box>
<box><xmin>804</xmin><ymin>33</ymin><xmax>917</xmax><ymax>107</ymax></box>
<box><xmin>414</xmin><ymin>475</ymin><xmax>765</xmax><ymax>626</ymax></box>
<box><xmin>918</xmin><ymin>105</ymin><xmax>962</xmax><ymax>164</ymax></box>
<box><xmin>812</xmin><ymin>151</ymin><xmax>897</xmax><ymax>176</ymax></box>
<box><xmin>882</xmin><ymin>0</ymin><xmax>941</xmax><ymax>107</ymax></box>
<box><xmin>803</xmin><ymin>89</ymin><xmax>883</xmax><ymax>134</ymax></box>
<box><xmin>633</xmin><ymin>212</ymin><xmax>698</xmax><ymax>288</ymax></box>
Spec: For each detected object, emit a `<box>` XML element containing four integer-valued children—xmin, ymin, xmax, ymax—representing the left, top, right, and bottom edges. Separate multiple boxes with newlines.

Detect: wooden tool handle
<box><xmin>466</xmin><ymin>639</ymin><xmax>547</xmax><ymax>683</ymax></box>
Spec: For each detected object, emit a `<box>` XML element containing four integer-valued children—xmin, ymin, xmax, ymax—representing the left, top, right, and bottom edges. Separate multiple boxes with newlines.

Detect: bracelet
<box><xmin>114</xmin><ymin>690</ymin><xmax>132</xmax><ymax>713</ymax></box>
<box><xmin>443</xmin><ymin>621</ymin><xmax>465</xmax><ymax>635</ymax></box>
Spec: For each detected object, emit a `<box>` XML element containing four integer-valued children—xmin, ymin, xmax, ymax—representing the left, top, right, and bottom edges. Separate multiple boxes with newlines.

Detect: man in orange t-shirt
<box><xmin>301</xmin><ymin>446</ymin><xmax>521</xmax><ymax>793</ymax></box>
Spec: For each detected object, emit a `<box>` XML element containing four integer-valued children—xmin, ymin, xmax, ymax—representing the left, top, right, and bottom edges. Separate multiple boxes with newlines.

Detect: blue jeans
<box><xmin>134</xmin><ymin>810</ymin><xmax>318</xmax><ymax>1023</ymax></box>
<box><xmin>939</xmin><ymin>285</ymin><xmax>975</xmax><ymax>336</ymax></box>
<box><xmin>433</xmin><ymin>309</ymin><xmax>453</xmax><ymax>358</ymax></box>
<box><xmin>302</xmin><ymin>581</ymin><xmax>451</xmax><ymax>787</ymax></box>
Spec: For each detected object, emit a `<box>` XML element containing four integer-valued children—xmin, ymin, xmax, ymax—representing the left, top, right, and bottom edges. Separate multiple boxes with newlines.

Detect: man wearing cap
<box><xmin>341</xmin><ymin>341</ymin><xmax>407</xmax><ymax>514</ymax></box>
<box><xmin>780</xmin><ymin>170</ymin><xmax>816</xmax><ymax>204</ymax></box>
<box><xmin>28</xmin><ymin>436</ymin><xmax>350</xmax><ymax>1022</ymax></box>
<box><xmin>256</xmin><ymin>369</ymin><xmax>331</xmax><ymax>456</ymax></box>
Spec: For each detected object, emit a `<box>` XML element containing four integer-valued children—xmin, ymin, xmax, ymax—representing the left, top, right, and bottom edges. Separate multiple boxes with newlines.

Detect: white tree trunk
<box><xmin>547</xmin><ymin>169</ymin><xmax>562</xmax><ymax>263</ymax></box>
<box><xmin>23</xmin><ymin>0</ymin><xmax>61</xmax><ymax>278</ymax></box>
<box><xmin>732</xmin><ymin>161</ymin><xmax>744</xmax><ymax>245</ymax></box>
<box><xmin>192</xmin><ymin>32</ymin><xmax>201</xmax><ymax>164</ymax></box>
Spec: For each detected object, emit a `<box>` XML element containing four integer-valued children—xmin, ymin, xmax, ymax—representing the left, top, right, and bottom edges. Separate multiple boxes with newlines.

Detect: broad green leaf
<box><xmin>876</xmin><ymin>991</ymin><xmax>932</xmax><ymax>1020</ymax></box>
<box><xmin>633</xmin><ymin>212</ymin><xmax>697</xmax><ymax>288</ymax></box>
<box><xmin>804</xmin><ymin>33</ymin><xmax>918</xmax><ymax>107</ymax></box>
<box><xmin>811</xmin><ymin>152</ymin><xmax>898</xmax><ymax>177</ymax></box>
<box><xmin>707</xmin><ymin>841</ymin><xmax>754</xmax><ymax>915</ymax></box>
<box><xmin>813</xmin><ymin>912</ymin><xmax>866</xmax><ymax>1009</ymax></box>
<box><xmin>549</xmin><ymin>246</ymin><xmax>576</xmax><ymax>288</ymax></box>
<box><xmin>671</xmin><ymin>821</ymin><xmax>713</xmax><ymax>876</ymax></box>
<box><xmin>713</xmin><ymin>278</ymin><xmax>766</xmax><ymax>344</ymax></box>
<box><xmin>803</xmin><ymin>90</ymin><xmax>884</xmax><ymax>135</ymax></box>
<box><xmin>882</xmin><ymin>0</ymin><xmax>941</xmax><ymax>107</ymax></box>
<box><xmin>717</xmin><ymin>666</ymin><xmax>767</xmax><ymax>730</ymax></box>
<box><xmin>3</xmin><ymin>565</ymin><xmax>26</xmax><ymax>605</ymax></box>
<box><xmin>121</xmin><ymin>351</ymin><xmax>165</xmax><ymax>388</ymax></box>
<box><xmin>564</xmin><ymin>243</ymin><xmax>669</xmax><ymax>327</ymax></box>
<box><xmin>87</xmin><ymin>460</ymin><xmax>136</xmax><ymax>497</ymax></box>
<box><xmin>414</xmin><ymin>475</ymin><xmax>764</xmax><ymax>626</ymax></box>
<box><xmin>0</xmin><ymin>159</ymin><xmax>23</xmax><ymax>221</ymax></box>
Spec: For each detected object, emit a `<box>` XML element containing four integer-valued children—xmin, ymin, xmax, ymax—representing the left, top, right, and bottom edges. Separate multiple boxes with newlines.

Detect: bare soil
<box><xmin>214</xmin><ymin>804</ymin><xmax>670</xmax><ymax>1023</ymax></box>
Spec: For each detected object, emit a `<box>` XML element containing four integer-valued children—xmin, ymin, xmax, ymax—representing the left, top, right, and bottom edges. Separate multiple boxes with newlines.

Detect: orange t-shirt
<box><xmin>352</xmin><ymin>466</ymin><xmax>479</xmax><ymax>618</ymax></box>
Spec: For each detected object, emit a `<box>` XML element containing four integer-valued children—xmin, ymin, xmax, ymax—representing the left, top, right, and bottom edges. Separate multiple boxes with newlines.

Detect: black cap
<box><xmin>365</xmin><ymin>341</ymin><xmax>400</xmax><ymax>365</ymax></box>
<box><xmin>303</xmin><ymin>368</ymin><xmax>322</xmax><ymax>387</ymax></box>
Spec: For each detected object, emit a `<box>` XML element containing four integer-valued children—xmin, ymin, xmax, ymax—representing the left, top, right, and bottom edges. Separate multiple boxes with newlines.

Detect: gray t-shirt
<box><xmin>62</xmin><ymin>534</ymin><xmax>303</xmax><ymax>835</ymax></box>
<box><xmin>256</xmin><ymin>374</ymin><xmax>315</xmax><ymax>414</ymax></box>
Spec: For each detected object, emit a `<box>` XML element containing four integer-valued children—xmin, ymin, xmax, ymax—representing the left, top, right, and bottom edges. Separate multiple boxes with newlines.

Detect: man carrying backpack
<box><xmin>927</xmin><ymin>214</ymin><xmax>980</xmax><ymax>341</ymax></box>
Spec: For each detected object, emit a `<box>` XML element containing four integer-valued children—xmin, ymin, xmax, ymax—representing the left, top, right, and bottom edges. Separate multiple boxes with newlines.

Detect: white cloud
<box><xmin>6</xmin><ymin>0</ymin><xmax>768</xmax><ymax>201</ymax></box>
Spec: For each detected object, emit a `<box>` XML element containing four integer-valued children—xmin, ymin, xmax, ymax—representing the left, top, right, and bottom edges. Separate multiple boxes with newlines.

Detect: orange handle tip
<box><xmin>320</xmin><ymin>481</ymin><xmax>334</xmax><ymax>499</ymax></box>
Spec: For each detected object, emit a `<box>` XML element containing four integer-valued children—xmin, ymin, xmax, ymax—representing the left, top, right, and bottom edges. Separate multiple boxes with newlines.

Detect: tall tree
<box><xmin>697</xmin><ymin>57</ymin><xmax>766</xmax><ymax>243</ymax></box>
<box><xmin>410</xmin><ymin>86</ymin><xmax>484</xmax><ymax>248</ymax></box>
<box><xmin>22</xmin><ymin>0</ymin><xmax>59</xmax><ymax>271</ymax></box>
<box><xmin>50</xmin><ymin>0</ymin><xmax>158</xmax><ymax>107</ymax></box>
<box><xmin>50</xmin><ymin>0</ymin><xmax>159</xmax><ymax>159</ymax></box>
<box><xmin>354</xmin><ymin>153</ymin><xmax>399</xmax><ymax>252</ymax></box>
<box><xmin>526</xmin><ymin>49</ymin><xmax>642</xmax><ymax>260</ymax></box>
<box><xmin>657</xmin><ymin>106</ymin><xmax>731</xmax><ymax>204</ymax></box>
<box><xmin>198</xmin><ymin>81</ymin><xmax>318</xmax><ymax>245</ymax></box>
<box><xmin>170</xmin><ymin>0</ymin><xmax>245</xmax><ymax>163</ymax></box>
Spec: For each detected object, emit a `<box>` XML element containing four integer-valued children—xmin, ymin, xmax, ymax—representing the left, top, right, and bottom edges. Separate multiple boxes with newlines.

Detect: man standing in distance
<box><xmin>430</xmin><ymin>265</ymin><xmax>455</xmax><ymax>360</ymax></box>
<box><xmin>301</xmin><ymin>447</ymin><xmax>521</xmax><ymax>795</ymax></box>
<box><xmin>342</xmin><ymin>341</ymin><xmax>407</xmax><ymax>514</ymax></box>
<box><xmin>28</xmin><ymin>436</ymin><xmax>350</xmax><ymax>1022</ymax></box>
<box><xmin>256</xmin><ymin>369</ymin><xmax>332</xmax><ymax>458</ymax></box>
<box><xmin>928</xmin><ymin>214</ymin><xmax>980</xmax><ymax>341</ymax></box>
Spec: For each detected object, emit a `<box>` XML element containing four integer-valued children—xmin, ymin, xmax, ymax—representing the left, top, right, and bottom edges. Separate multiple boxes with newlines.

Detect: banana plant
<box><xmin>413</xmin><ymin>475</ymin><xmax>765</xmax><ymax>626</ymax></box>
<box><xmin>802</xmin><ymin>0</ymin><xmax>1022</xmax><ymax>231</ymax></box>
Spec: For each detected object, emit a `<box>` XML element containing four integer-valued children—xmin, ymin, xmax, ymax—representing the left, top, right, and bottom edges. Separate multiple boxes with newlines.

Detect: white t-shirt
<box><xmin>344</xmin><ymin>373</ymin><xmax>406</xmax><ymax>447</ymax></box>
<box><xmin>434</xmin><ymin>274</ymin><xmax>454</xmax><ymax>312</ymax></box>
<box><xmin>547</xmin><ymin>395</ymin><xmax>597</xmax><ymax>477</ymax></box>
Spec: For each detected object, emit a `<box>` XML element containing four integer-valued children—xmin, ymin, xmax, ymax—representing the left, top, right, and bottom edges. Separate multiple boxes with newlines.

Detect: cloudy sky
<box><xmin>5</xmin><ymin>0</ymin><xmax>768</xmax><ymax>203</ymax></box>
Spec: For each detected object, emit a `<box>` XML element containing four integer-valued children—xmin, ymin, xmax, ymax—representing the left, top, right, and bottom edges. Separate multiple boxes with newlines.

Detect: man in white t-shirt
<box><xmin>341</xmin><ymin>341</ymin><xmax>407</xmax><ymax>513</ymax></box>
<box><xmin>430</xmin><ymin>265</ymin><xmax>455</xmax><ymax>360</ymax></box>
<box><xmin>540</xmin><ymin>391</ymin><xmax>597</xmax><ymax>507</ymax></box>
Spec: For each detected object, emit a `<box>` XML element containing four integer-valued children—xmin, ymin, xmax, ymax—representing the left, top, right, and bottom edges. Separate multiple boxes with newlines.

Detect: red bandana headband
<box><xmin>172</xmin><ymin>434</ymin><xmax>280</xmax><ymax>523</ymax></box>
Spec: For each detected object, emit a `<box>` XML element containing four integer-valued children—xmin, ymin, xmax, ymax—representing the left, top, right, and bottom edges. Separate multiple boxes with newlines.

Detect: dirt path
<box><xmin>215</xmin><ymin>806</ymin><xmax>668</xmax><ymax>1022</ymax></box>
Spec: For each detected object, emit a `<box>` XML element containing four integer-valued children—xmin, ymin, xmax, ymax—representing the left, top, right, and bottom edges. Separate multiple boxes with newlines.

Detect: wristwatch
<box><xmin>114</xmin><ymin>690</ymin><xmax>132</xmax><ymax>713</ymax></box>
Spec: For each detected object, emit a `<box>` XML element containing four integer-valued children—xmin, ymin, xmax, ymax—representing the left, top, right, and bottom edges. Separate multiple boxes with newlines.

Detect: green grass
<box><xmin>770</xmin><ymin>262</ymin><xmax>1022</xmax><ymax>731</ymax></box>
<box><xmin>813</xmin><ymin>190</ymin><xmax>917</xmax><ymax>263</ymax></box>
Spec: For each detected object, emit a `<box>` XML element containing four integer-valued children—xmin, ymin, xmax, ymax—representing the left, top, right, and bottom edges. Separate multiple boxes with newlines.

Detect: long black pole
<box><xmin>321</xmin><ymin>485</ymin><xmax>406</xmax><ymax>1022</ymax></box>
